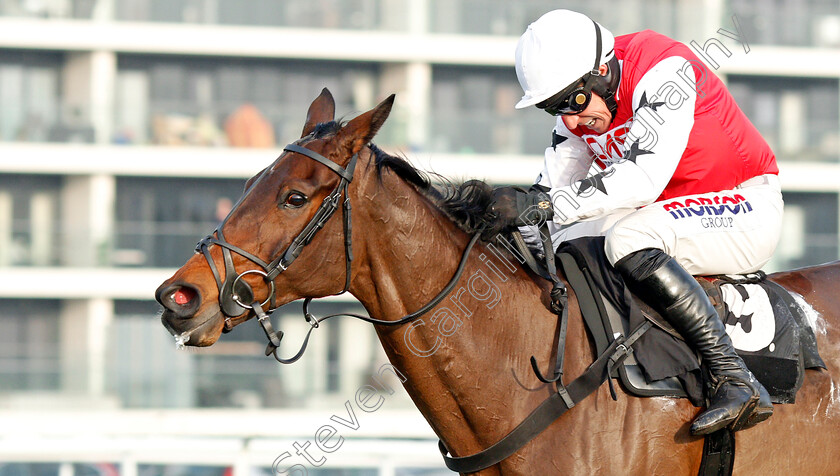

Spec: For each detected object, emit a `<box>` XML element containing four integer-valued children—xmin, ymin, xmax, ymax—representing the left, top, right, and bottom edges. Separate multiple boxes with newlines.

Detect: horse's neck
<box><xmin>349</xmin><ymin>172</ymin><xmax>592</xmax><ymax>459</ymax></box>
<box><xmin>349</xmin><ymin>169</ymin><xmax>475</xmax><ymax>323</ymax></box>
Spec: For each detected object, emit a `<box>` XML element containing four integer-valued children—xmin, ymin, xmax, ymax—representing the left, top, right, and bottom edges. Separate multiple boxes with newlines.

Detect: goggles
<box><xmin>536</xmin><ymin>78</ymin><xmax>593</xmax><ymax>116</ymax></box>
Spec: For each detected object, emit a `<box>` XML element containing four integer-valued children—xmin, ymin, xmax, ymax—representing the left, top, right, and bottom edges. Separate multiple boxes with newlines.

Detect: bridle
<box><xmin>190</xmin><ymin>136</ymin><xmax>621</xmax><ymax>474</ymax></box>
<box><xmin>195</xmin><ymin>137</ymin><xmax>484</xmax><ymax>363</ymax></box>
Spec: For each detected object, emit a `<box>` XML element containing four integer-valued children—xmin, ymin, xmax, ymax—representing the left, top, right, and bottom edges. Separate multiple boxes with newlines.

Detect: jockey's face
<box><xmin>562</xmin><ymin>92</ymin><xmax>612</xmax><ymax>134</ymax></box>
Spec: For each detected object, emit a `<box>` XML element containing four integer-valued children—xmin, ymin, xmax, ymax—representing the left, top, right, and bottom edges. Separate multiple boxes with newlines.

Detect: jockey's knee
<box><xmin>604</xmin><ymin>220</ymin><xmax>669</xmax><ymax>267</ymax></box>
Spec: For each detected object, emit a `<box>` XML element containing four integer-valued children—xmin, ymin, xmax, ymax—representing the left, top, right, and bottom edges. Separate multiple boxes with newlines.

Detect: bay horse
<box><xmin>155</xmin><ymin>89</ymin><xmax>840</xmax><ymax>475</ymax></box>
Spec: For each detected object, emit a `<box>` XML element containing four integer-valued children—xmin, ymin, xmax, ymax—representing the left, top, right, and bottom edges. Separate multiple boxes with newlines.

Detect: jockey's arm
<box><xmin>538</xmin><ymin>118</ymin><xmax>595</xmax><ymax>190</ymax></box>
<box><xmin>518</xmin><ymin>117</ymin><xmax>592</xmax><ymax>248</ymax></box>
<box><xmin>547</xmin><ymin>56</ymin><xmax>698</xmax><ymax>226</ymax></box>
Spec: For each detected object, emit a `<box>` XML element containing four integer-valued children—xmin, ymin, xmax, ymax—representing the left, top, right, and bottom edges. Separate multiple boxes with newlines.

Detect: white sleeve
<box><xmin>538</xmin><ymin>117</ymin><xmax>594</xmax><ymax>189</ymax></box>
<box><xmin>520</xmin><ymin>119</ymin><xmax>593</xmax><ymax>247</ymax></box>
<box><xmin>547</xmin><ymin>56</ymin><xmax>698</xmax><ymax>225</ymax></box>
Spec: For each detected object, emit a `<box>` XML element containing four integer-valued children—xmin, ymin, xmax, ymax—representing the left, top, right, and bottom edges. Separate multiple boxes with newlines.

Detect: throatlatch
<box><xmin>194</xmin><ymin>139</ymin><xmax>487</xmax><ymax>364</ymax></box>
<box><xmin>193</xmin><ymin>139</ymin><xmax>656</xmax><ymax>474</ymax></box>
<box><xmin>195</xmin><ymin>139</ymin><xmax>358</xmax><ymax>362</ymax></box>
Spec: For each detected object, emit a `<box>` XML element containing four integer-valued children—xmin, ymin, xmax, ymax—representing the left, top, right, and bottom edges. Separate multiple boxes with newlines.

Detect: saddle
<box><xmin>554</xmin><ymin>236</ymin><xmax>826</xmax><ymax>406</ymax></box>
<box><xmin>455</xmin><ymin>233</ymin><xmax>826</xmax><ymax>476</ymax></box>
<box><xmin>442</xmin><ymin>232</ymin><xmax>825</xmax><ymax>474</ymax></box>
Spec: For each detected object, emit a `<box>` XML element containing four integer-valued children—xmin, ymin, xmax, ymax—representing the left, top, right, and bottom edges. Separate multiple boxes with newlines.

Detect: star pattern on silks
<box><xmin>576</xmin><ymin>170</ymin><xmax>610</xmax><ymax>196</ymax></box>
<box><xmin>551</xmin><ymin>131</ymin><xmax>567</xmax><ymax>151</ymax></box>
<box><xmin>621</xmin><ymin>141</ymin><xmax>654</xmax><ymax>164</ymax></box>
<box><xmin>635</xmin><ymin>91</ymin><xmax>666</xmax><ymax>113</ymax></box>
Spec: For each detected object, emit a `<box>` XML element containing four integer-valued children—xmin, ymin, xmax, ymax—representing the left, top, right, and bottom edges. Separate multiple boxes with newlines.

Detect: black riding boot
<box><xmin>614</xmin><ymin>248</ymin><xmax>773</xmax><ymax>435</ymax></box>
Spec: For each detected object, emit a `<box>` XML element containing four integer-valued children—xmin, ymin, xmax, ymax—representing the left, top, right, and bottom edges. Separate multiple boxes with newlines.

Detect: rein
<box><xmin>439</xmin><ymin>320</ymin><xmax>652</xmax><ymax>473</ymax></box>
<box><xmin>196</xmin><ymin>139</ymin><xmax>485</xmax><ymax>363</ymax></box>
<box><xmin>195</xmin><ymin>138</ymin><xmax>645</xmax><ymax>473</ymax></box>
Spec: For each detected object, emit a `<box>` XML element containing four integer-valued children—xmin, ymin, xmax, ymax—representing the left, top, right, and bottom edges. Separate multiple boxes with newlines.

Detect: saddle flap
<box><xmin>556</xmin><ymin>236</ymin><xmax>825</xmax><ymax>406</ymax></box>
<box><xmin>555</xmin><ymin>238</ymin><xmax>700</xmax><ymax>403</ymax></box>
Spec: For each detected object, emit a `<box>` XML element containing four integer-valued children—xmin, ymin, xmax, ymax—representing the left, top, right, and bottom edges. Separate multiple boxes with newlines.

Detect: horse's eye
<box><xmin>284</xmin><ymin>192</ymin><xmax>308</xmax><ymax>208</ymax></box>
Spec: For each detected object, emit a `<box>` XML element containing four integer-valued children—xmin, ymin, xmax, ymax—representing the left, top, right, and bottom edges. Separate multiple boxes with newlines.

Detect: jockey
<box><xmin>493</xmin><ymin>9</ymin><xmax>781</xmax><ymax>435</ymax></box>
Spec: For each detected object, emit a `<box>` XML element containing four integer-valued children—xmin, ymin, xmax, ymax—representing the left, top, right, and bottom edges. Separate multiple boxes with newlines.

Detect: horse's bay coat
<box><xmin>156</xmin><ymin>89</ymin><xmax>840</xmax><ymax>475</ymax></box>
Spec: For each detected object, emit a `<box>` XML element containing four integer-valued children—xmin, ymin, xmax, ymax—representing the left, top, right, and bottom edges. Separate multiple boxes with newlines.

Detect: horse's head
<box><xmin>155</xmin><ymin>88</ymin><xmax>394</xmax><ymax>346</ymax></box>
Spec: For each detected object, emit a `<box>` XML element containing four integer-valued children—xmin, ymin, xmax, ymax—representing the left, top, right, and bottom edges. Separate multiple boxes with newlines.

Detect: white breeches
<box><xmin>551</xmin><ymin>174</ymin><xmax>784</xmax><ymax>275</ymax></box>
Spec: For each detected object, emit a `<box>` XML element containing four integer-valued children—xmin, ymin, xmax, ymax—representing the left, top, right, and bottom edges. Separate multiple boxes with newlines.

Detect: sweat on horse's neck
<box><xmin>348</xmin><ymin>160</ymin><xmax>475</xmax><ymax>320</ymax></box>
<box><xmin>345</xmin><ymin>165</ymin><xmax>589</xmax><ymax>470</ymax></box>
<box><xmin>365</xmin><ymin>200</ymin><xmax>459</xmax><ymax>305</ymax></box>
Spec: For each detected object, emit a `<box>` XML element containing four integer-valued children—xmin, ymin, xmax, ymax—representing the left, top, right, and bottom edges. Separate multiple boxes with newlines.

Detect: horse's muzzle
<box><xmin>156</xmin><ymin>281</ymin><xmax>229</xmax><ymax>346</ymax></box>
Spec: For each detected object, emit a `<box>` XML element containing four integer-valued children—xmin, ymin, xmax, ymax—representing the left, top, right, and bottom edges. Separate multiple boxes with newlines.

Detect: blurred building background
<box><xmin>0</xmin><ymin>0</ymin><xmax>838</xmax><ymax>474</ymax></box>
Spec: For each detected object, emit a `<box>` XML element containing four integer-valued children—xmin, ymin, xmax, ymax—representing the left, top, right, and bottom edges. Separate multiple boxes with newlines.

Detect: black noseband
<box><xmin>196</xmin><ymin>140</ymin><xmax>358</xmax><ymax>327</ymax></box>
<box><xmin>191</xmin><ymin>138</ymin><xmax>485</xmax><ymax>365</ymax></box>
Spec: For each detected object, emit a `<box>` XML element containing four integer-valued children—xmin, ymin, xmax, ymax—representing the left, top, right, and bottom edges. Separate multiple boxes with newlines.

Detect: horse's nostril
<box><xmin>172</xmin><ymin>287</ymin><xmax>196</xmax><ymax>306</ymax></box>
<box><xmin>156</xmin><ymin>283</ymin><xmax>201</xmax><ymax>317</ymax></box>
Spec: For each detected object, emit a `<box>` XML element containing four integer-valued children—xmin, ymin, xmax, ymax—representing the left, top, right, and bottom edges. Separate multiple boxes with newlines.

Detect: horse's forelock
<box><xmin>310</xmin><ymin>120</ymin><xmax>343</xmax><ymax>139</ymax></box>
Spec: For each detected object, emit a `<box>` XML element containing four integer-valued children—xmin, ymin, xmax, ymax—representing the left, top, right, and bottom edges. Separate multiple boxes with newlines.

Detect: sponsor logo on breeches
<box><xmin>663</xmin><ymin>194</ymin><xmax>753</xmax><ymax>228</ymax></box>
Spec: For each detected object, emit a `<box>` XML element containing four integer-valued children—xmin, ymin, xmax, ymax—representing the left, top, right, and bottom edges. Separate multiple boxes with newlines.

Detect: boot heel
<box><xmin>729</xmin><ymin>395</ymin><xmax>759</xmax><ymax>432</ymax></box>
<box><xmin>615</xmin><ymin>249</ymin><xmax>775</xmax><ymax>434</ymax></box>
<box><xmin>741</xmin><ymin>405</ymin><xmax>773</xmax><ymax>430</ymax></box>
<box><xmin>741</xmin><ymin>388</ymin><xmax>774</xmax><ymax>430</ymax></box>
<box><xmin>689</xmin><ymin>378</ymin><xmax>762</xmax><ymax>435</ymax></box>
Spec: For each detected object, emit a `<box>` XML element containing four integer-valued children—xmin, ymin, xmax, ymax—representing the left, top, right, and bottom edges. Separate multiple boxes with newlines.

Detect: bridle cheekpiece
<box><xmin>195</xmin><ymin>138</ymin><xmax>358</xmax><ymax>362</ymax></box>
<box><xmin>194</xmin><ymin>136</ymin><xmax>484</xmax><ymax>364</ymax></box>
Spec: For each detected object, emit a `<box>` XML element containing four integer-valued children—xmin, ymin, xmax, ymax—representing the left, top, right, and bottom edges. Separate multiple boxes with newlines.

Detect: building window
<box><xmin>770</xmin><ymin>191</ymin><xmax>839</xmax><ymax>272</ymax></box>
<box><xmin>115</xmin><ymin>0</ymin><xmax>405</xmax><ymax>30</ymax></box>
<box><xmin>115</xmin><ymin>55</ymin><xmax>383</xmax><ymax>146</ymax></box>
<box><xmin>113</xmin><ymin>176</ymin><xmax>243</xmax><ymax>268</ymax></box>
<box><xmin>0</xmin><ymin>0</ymin><xmax>94</xmax><ymax>18</ymax></box>
<box><xmin>729</xmin><ymin>0</ymin><xmax>840</xmax><ymax>47</ymax></box>
<box><xmin>428</xmin><ymin>0</ymin><xmax>704</xmax><ymax>41</ymax></box>
<box><xmin>0</xmin><ymin>50</ymin><xmax>64</xmax><ymax>143</ymax></box>
<box><xmin>0</xmin><ymin>174</ymin><xmax>62</xmax><ymax>267</ymax></box>
<box><xmin>109</xmin><ymin>299</ymin><xmax>195</xmax><ymax>408</ymax></box>
<box><xmin>728</xmin><ymin>75</ymin><xmax>840</xmax><ymax>162</ymax></box>
<box><xmin>0</xmin><ymin>299</ymin><xmax>61</xmax><ymax>392</ymax></box>
<box><xmin>431</xmin><ymin>65</ymin><xmax>547</xmax><ymax>155</ymax></box>
<box><xmin>109</xmin><ymin>299</ymin><xmax>384</xmax><ymax>409</ymax></box>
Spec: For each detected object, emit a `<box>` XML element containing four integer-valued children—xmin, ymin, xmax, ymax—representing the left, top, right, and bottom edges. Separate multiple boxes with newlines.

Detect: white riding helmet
<box><xmin>515</xmin><ymin>9</ymin><xmax>616</xmax><ymax>109</ymax></box>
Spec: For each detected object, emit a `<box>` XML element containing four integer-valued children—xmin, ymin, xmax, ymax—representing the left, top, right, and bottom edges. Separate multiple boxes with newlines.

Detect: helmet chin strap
<box><xmin>592</xmin><ymin>55</ymin><xmax>621</xmax><ymax>120</ymax></box>
<box><xmin>588</xmin><ymin>19</ymin><xmax>620</xmax><ymax>121</ymax></box>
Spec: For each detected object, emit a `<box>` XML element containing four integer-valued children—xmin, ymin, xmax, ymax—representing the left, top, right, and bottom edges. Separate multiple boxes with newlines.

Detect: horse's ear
<box><xmin>336</xmin><ymin>94</ymin><xmax>395</xmax><ymax>159</ymax></box>
<box><xmin>301</xmin><ymin>88</ymin><xmax>336</xmax><ymax>137</ymax></box>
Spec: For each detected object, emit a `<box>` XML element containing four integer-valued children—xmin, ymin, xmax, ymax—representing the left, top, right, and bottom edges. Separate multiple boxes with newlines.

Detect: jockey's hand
<box><xmin>491</xmin><ymin>185</ymin><xmax>554</xmax><ymax>228</ymax></box>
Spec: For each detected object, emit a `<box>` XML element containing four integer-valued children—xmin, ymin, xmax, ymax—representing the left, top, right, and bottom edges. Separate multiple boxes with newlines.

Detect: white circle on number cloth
<box><xmin>721</xmin><ymin>283</ymin><xmax>775</xmax><ymax>352</ymax></box>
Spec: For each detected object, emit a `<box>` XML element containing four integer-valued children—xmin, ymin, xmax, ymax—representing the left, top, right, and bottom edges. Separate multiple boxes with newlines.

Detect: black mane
<box><xmin>311</xmin><ymin>121</ymin><xmax>342</xmax><ymax>138</ymax></box>
<box><xmin>308</xmin><ymin>121</ymin><xmax>501</xmax><ymax>238</ymax></box>
<box><xmin>370</xmin><ymin>143</ymin><xmax>502</xmax><ymax>238</ymax></box>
